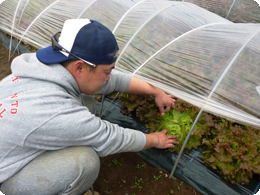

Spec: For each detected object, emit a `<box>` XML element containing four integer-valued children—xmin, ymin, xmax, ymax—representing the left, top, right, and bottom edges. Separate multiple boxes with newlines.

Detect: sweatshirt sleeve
<box><xmin>96</xmin><ymin>70</ymin><xmax>131</xmax><ymax>95</ymax></box>
<box><xmin>24</xmin><ymin>99</ymin><xmax>146</xmax><ymax>157</ymax></box>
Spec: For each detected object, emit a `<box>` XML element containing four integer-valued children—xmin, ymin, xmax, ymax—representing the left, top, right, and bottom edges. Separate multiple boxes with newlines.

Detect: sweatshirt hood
<box><xmin>11</xmin><ymin>53</ymin><xmax>80</xmax><ymax>97</ymax></box>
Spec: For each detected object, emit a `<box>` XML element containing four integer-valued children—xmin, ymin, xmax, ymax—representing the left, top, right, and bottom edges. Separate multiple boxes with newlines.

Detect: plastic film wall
<box><xmin>0</xmin><ymin>0</ymin><xmax>260</xmax><ymax>130</ymax></box>
<box><xmin>180</xmin><ymin>0</ymin><xmax>260</xmax><ymax>23</ymax></box>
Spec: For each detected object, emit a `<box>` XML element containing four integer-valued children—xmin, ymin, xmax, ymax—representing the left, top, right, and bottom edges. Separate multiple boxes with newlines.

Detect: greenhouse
<box><xmin>0</xmin><ymin>0</ymin><xmax>260</xmax><ymax>194</ymax></box>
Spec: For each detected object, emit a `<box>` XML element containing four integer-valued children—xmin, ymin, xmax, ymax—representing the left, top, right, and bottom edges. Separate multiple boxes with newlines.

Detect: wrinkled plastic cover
<box><xmin>181</xmin><ymin>0</ymin><xmax>260</xmax><ymax>23</ymax></box>
<box><xmin>0</xmin><ymin>0</ymin><xmax>260</xmax><ymax>129</ymax></box>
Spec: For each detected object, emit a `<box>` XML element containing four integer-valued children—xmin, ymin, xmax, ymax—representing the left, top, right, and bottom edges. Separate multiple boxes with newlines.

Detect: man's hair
<box><xmin>60</xmin><ymin>59</ymin><xmax>96</xmax><ymax>72</ymax></box>
<box><xmin>60</xmin><ymin>59</ymin><xmax>77</xmax><ymax>68</ymax></box>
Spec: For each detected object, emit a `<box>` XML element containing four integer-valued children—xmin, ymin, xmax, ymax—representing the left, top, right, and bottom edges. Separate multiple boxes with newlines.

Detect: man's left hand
<box><xmin>154</xmin><ymin>92</ymin><xmax>176</xmax><ymax>115</ymax></box>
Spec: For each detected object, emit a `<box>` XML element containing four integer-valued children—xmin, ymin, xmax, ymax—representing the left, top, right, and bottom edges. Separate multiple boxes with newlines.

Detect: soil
<box><xmin>0</xmin><ymin>40</ymin><xmax>202</xmax><ymax>195</ymax></box>
<box><xmin>94</xmin><ymin>152</ymin><xmax>202</xmax><ymax>195</ymax></box>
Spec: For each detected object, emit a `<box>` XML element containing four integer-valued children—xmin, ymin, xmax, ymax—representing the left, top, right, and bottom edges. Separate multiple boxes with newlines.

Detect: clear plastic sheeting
<box><xmin>180</xmin><ymin>0</ymin><xmax>260</xmax><ymax>23</ymax></box>
<box><xmin>0</xmin><ymin>0</ymin><xmax>260</xmax><ymax>131</ymax></box>
<box><xmin>227</xmin><ymin>0</ymin><xmax>260</xmax><ymax>23</ymax></box>
<box><xmin>123</xmin><ymin>23</ymin><xmax>260</xmax><ymax>129</ymax></box>
<box><xmin>182</xmin><ymin>0</ymin><xmax>236</xmax><ymax>20</ymax></box>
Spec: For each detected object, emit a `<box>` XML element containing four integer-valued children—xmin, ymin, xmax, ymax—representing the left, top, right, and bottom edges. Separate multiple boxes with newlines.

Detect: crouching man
<box><xmin>0</xmin><ymin>19</ymin><xmax>179</xmax><ymax>195</ymax></box>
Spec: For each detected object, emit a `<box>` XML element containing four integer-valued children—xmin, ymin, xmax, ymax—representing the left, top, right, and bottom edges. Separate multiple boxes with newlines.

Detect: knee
<box><xmin>65</xmin><ymin>147</ymin><xmax>100</xmax><ymax>193</ymax></box>
<box><xmin>0</xmin><ymin>147</ymin><xmax>100</xmax><ymax>195</ymax></box>
<box><xmin>70</xmin><ymin>146</ymin><xmax>100</xmax><ymax>179</ymax></box>
<box><xmin>75</xmin><ymin>146</ymin><xmax>100</xmax><ymax>177</ymax></box>
<box><xmin>71</xmin><ymin>147</ymin><xmax>100</xmax><ymax>175</ymax></box>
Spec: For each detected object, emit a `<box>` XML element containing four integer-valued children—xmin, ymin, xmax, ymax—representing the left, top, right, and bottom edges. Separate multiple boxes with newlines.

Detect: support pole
<box><xmin>169</xmin><ymin>109</ymin><xmax>204</xmax><ymax>178</ymax></box>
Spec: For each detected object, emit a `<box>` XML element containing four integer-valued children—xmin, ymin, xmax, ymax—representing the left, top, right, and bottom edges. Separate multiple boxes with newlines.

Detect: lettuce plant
<box><xmin>157</xmin><ymin>109</ymin><xmax>207</xmax><ymax>152</ymax></box>
<box><xmin>202</xmin><ymin>121</ymin><xmax>260</xmax><ymax>184</ymax></box>
<box><xmin>117</xmin><ymin>93</ymin><xmax>208</xmax><ymax>152</ymax></box>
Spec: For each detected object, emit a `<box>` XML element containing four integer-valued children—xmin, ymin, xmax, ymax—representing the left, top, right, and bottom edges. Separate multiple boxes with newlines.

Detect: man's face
<box><xmin>79</xmin><ymin>63</ymin><xmax>115</xmax><ymax>95</ymax></box>
<box><xmin>67</xmin><ymin>52</ymin><xmax>118</xmax><ymax>95</ymax></box>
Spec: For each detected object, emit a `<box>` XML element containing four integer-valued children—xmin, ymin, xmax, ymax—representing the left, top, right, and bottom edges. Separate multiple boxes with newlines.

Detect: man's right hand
<box><xmin>142</xmin><ymin>129</ymin><xmax>179</xmax><ymax>150</ymax></box>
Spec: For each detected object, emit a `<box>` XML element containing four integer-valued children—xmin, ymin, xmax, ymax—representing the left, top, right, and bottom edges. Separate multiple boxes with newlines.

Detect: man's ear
<box><xmin>72</xmin><ymin>60</ymin><xmax>86</xmax><ymax>78</ymax></box>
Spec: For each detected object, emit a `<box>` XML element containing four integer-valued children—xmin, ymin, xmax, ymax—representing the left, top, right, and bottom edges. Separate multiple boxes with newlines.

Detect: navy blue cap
<box><xmin>36</xmin><ymin>19</ymin><xmax>118</xmax><ymax>65</ymax></box>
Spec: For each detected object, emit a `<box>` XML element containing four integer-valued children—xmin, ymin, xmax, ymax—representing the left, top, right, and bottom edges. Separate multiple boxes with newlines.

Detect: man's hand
<box><xmin>127</xmin><ymin>76</ymin><xmax>177</xmax><ymax>115</ymax></box>
<box><xmin>142</xmin><ymin>129</ymin><xmax>179</xmax><ymax>150</ymax></box>
<box><xmin>154</xmin><ymin>91</ymin><xmax>176</xmax><ymax>115</ymax></box>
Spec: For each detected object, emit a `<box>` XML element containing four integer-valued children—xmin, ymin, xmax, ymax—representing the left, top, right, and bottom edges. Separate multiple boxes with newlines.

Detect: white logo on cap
<box><xmin>59</xmin><ymin>19</ymin><xmax>91</xmax><ymax>57</ymax></box>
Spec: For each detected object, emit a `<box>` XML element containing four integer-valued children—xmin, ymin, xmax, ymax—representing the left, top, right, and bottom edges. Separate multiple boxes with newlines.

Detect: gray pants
<box><xmin>0</xmin><ymin>146</ymin><xmax>100</xmax><ymax>195</ymax></box>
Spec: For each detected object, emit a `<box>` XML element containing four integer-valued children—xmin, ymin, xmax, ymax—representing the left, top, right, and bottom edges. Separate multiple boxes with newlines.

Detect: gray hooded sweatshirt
<box><xmin>0</xmin><ymin>53</ymin><xmax>146</xmax><ymax>183</ymax></box>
